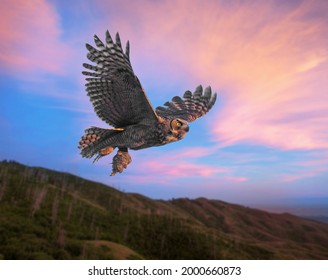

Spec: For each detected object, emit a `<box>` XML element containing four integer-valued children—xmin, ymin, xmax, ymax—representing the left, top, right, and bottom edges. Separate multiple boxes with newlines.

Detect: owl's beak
<box><xmin>184</xmin><ymin>125</ymin><xmax>190</xmax><ymax>132</ymax></box>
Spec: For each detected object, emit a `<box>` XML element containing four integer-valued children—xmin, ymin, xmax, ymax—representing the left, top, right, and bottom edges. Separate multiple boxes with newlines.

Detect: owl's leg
<box><xmin>93</xmin><ymin>146</ymin><xmax>115</xmax><ymax>163</ymax></box>
<box><xmin>111</xmin><ymin>148</ymin><xmax>132</xmax><ymax>176</ymax></box>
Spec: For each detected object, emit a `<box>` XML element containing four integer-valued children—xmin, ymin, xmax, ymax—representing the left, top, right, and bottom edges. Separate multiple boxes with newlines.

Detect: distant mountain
<box><xmin>1</xmin><ymin>160</ymin><xmax>328</xmax><ymax>259</ymax></box>
<box><xmin>302</xmin><ymin>216</ymin><xmax>328</xmax><ymax>224</ymax></box>
<box><xmin>253</xmin><ymin>204</ymin><xmax>328</xmax><ymax>223</ymax></box>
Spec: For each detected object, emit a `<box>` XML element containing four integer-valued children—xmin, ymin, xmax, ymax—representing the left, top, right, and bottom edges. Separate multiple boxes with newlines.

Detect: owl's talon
<box><xmin>92</xmin><ymin>154</ymin><xmax>102</xmax><ymax>163</ymax></box>
<box><xmin>93</xmin><ymin>146</ymin><xmax>115</xmax><ymax>163</ymax></box>
<box><xmin>111</xmin><ymin>148</ymin><xmax>132</xmax><ymax>176</ymax></box>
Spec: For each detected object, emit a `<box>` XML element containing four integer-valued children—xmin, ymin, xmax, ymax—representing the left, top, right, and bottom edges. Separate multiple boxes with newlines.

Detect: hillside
<box><xmin>1</xmin><ymin>160</ymin><xmax>328</xmax><ymax>259</ymax></box>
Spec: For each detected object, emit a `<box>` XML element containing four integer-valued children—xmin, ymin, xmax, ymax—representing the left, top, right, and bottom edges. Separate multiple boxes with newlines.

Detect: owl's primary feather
<box><xmin>156</xmin><ymin>85</ymin><xmax>217</xmax><ymax>122</ymax></box>
<box><xmin>79</xmin><ymin>30</ymin><xmax>217</xmax><ymax>175</ymax></box>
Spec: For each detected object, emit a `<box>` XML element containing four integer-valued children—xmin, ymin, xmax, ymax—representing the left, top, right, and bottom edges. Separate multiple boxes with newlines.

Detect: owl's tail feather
<box><xmin>78</xmin><ymin>127</ymin><xmax>122</xmax><ymax>159</ymax></box>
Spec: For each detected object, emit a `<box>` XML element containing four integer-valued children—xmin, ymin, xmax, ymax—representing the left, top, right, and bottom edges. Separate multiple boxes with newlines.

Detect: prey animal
<box><xmin>78</xmin><ymin>30</ymin><xmax>217</xmax><ymax>175</ymax></box>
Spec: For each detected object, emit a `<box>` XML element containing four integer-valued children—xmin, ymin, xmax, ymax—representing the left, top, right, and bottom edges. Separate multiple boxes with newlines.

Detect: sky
<box><xmin>1</xmin><ymin>0</ymin><xmax>328</xmax><ymax>213</ymax></box>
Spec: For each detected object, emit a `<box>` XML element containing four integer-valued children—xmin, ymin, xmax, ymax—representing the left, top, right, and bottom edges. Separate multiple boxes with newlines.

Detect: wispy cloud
<box><xmin>204</xmin><ymin>1</ymin><xmax>328</xmax><ymax>150</ymax></box>
<box><xmin>140</xmin><ymin>160</ymin><xmax>221</xmax><ymax>178</ymax></box>
<box><xmin>0</xmin><ymin>0</ymin><xmax>71</xmax><ymax>77</ymax></box>
<box><xmin>280</xmin><ymin>151</ymin><xmax>328</xmax><ymax>182</ymax></box>
<box><xmin>105</xmin><ymin>146</ymin><xmax>252</xmax><ymax>186</ymax></box>
<box><xmin>224</xmin><ymin>176</ymin><xmax>248</xmax><ymax>183</ymax></box>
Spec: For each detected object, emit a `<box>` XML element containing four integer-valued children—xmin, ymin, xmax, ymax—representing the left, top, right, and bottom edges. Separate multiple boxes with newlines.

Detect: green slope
<box><xmin>1</xmin><ymin>160</ymin><xmax>328</xmax><ymax>259</ymax></box>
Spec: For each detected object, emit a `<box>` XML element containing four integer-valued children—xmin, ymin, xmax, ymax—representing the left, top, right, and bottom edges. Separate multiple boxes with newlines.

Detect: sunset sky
<box><xmin>1</xmin><ymin>0</ymin><xmax>328</xmax><ymax>212</ymax></box>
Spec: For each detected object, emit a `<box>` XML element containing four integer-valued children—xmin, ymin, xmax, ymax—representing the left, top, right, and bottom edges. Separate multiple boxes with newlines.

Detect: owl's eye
<box><xmin>170</xmin><ymin>119</ymin><xmax>183</xmax><ymax>130</ymax></box>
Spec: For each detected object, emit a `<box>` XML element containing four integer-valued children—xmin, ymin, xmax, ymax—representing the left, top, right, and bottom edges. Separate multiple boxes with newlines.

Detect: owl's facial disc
<box><xmin>170</xmin><ymin>119</ymin><xmax>189</xmax><ymax>133</ymax></box>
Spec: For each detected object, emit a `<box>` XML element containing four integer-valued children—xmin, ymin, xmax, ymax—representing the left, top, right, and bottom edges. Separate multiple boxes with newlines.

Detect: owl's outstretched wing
<box><xmin>83</xmin><ymin>31</ymin><xmax>158</xmax><ymax>127</ymax></box>
<box><xmin>156</xmin><ymin>85</ymin><xmax>217</xmax><ymax>122</ymax></box>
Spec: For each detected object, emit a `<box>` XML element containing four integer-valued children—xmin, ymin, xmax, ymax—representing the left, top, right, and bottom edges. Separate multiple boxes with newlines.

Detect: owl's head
<box><xmin>169</xmin><ymin>118</ymin><xmax>189</xmax><ymax>140</ymax></box>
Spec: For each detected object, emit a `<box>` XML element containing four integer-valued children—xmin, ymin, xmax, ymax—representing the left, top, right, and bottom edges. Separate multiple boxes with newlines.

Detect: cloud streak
<box><xmin>105</xmin><ymin>146</ymin><xmax>252</xmax><ymax>187</ymax></box>
<box><xmin>0</xmin><ymin>0</ymin><xmax>71</xmax><ymax>77</ymax></box>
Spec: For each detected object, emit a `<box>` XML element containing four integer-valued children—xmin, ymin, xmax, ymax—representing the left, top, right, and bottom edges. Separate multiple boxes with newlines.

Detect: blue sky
<box><xmin>1</xmin><ymin>0</ymin><xmax>328</xmax><ymax>212</ymax></box>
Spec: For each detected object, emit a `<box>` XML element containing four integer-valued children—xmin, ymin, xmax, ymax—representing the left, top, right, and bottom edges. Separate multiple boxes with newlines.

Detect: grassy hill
<box><xmin>1</xmin><ymin>160</ymin><xmax>328</xmax><ymax>259</ymax></box>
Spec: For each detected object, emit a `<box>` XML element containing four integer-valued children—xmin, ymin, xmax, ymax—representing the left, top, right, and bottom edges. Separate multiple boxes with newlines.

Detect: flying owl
<box><xmin>78</xmin><ymin>30</ymin><xmax>217</xmax><ymax>175</ymax></box>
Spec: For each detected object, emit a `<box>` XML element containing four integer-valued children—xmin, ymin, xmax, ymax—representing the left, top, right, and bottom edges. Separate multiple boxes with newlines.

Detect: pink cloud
<box><xmin>141</xmin><ymin>160</ymin><xmax>221</xmax><ymax>178</ymax></box>
<box><xmin>157</xmin><ymin>147</ymin><xmax>213</xmax><ymax>161</ymax></box>
<box><xmin>281</xmin><ymin>166</ymin><xmax>328</xmax><ymax>183</ymax></box>
<box><xmin>201</xmin><ymin>1</ymin><xmax>328</xmax><ymax>151</ymax></box>
<box><xmin>83</xmin><ymin>145</ymin><xmax>252</xmax><ymax>186</ymax></box>
<box><xmin>281</xmin><ymin>152</ymin><xmax>328</xmax><ymax>182</ymax></box>
<box><xmin>125</xmin><ymin>160</ymin><xmax>222</xmax><ymax>187</ymax></box>
<box><xmin>107</xmin><ymin>146</ymin><xmax>252</xmax><ymax>187</ymax></box>
<box><xmin>128</xmin><ymin>146</ymin><xmax>225</xmax><ymax>178</ymax></box>
<box><xmin>224</xmin><ymin>176</ymin><xmax>248</xmax><ymax>183</ymax></box>
<box><xmin>0</xmin><ymin>0</ymin><xmax>70</xmax><ymax>76</ymax></box>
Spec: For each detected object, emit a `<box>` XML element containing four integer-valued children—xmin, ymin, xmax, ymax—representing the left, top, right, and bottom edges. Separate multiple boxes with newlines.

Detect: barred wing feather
<box><xmin>156</xmin><ymin>85</ymin><xmax>217</xmax><ymax>122</ymax></box>
<box><xmin>82</xmin><ymin>31</ymin><xmax>158</xmax><ymax>128</ymax></box>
